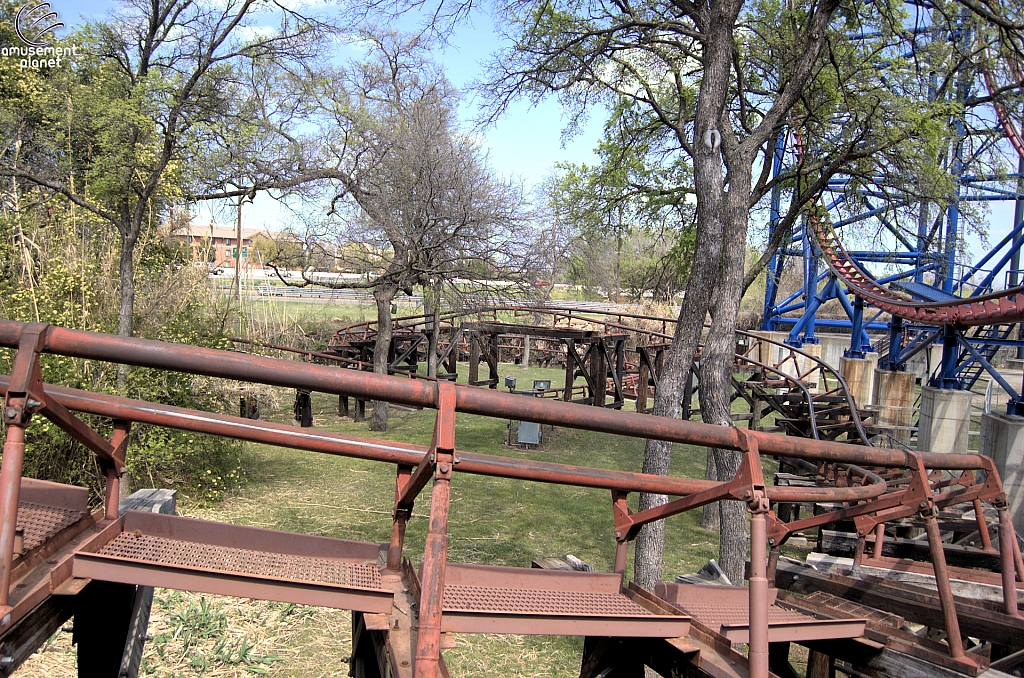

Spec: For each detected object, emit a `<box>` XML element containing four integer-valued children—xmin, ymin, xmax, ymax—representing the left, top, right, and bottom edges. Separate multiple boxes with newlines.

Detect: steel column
<box><xmin>998</xmin><ymin>504</ymin><xmax>1020</xmax><ymax>617</ymax></box>
<box><xmin>972</xmin><ymin>498</ymin><xmax>993</xmax><ymax>552</ymax></box>
<box><xmin>413</xmin><ymin>382</ymin><xmax>457</xmax><ymax>678</ymax></box>
<box><xmin>388</xmin><ymin>465</ymin><xmax>413</xmax><ymax>571</ymax></box>
<box><xmin>413</xmin><ymin>450</ymin><xmax>453</xmax><ymax>678</ymax></box>
<box><xmin>0</xmin><ymin>425</ymin><xmax>25</xmax><ymax>609</ymax></box>
<box><xmin>749</xmin><ymin>501</ymin><xmax>770</xmax><ymax>678</ymax></box>
<box><xmin>923</xmin><ymin>511</ymin><xmax>967</xmax><ymax>659</ymax></box>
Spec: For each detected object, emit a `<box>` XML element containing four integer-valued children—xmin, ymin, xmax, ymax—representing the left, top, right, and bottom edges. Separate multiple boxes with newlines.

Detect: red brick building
<box><xmin>176</xmin><ymin>224</ymin><xmax>258</xmax><ymax>269</ymax></box>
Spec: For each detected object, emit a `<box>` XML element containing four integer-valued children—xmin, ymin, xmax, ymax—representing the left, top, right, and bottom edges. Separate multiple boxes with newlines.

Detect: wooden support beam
<box><xmin>485</xmin><ymin>334</ymin><xmax>499</xmax><ymax>389</ymax></box>
<box><xmin>591</xmin><ymin>341</ymin><xmax>607</xmax><ymax>408</ymax></box>
<box><xmin>774</xmin><ymin>561</ymin><xmax>1024</xmax><ymax>650</ymax></box>
<box><xmin>468</xmin><ymin>333</ymin><xmax>480</xmax><ymax>386</ymax></box>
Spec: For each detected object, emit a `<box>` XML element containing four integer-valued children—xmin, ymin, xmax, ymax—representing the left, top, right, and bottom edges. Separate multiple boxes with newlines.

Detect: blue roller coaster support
<box><xmin>879</xmin><ymin>316</ymin><xmax>904</xmax><ymax>371</ymax></box>
<box><xmin>760</xmin><ymin>51</ymin><xmax>1024</xmax><ymax>416</ymax></box>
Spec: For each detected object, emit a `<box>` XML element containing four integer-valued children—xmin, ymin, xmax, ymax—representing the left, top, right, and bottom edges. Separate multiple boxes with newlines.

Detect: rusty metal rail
<box><xmin>0</xmin><ymin>320</ymin><xmax>1021</xmax><ymax>678</ymax></box>
<box><xmin>809</xmin><ymin>216</ymin><xmax>1024</xmax><ymax>326</ymax></box>
<box><xmin>0</xmin><ymin>320</ymin><xmax>984</xmax><ymax>470</ymax></box>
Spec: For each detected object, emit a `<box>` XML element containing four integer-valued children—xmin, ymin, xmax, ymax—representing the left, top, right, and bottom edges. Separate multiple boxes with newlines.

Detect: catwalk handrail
<box><xmin>0</xmin><ymin>320</ymin><xmax>980</xmax><ymax>471</ymax></box>
<box><xmin>0</xmin><ymin>375</ymin><xmax>883</xmax><ymax>503</ymax></box>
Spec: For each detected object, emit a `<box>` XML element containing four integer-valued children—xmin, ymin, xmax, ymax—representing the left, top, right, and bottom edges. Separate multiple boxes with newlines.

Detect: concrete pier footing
<box><xmin>795</xmin><ymin>344</ymin><xmax>822</xmax><ymax>393</ymax></box>
<box><xmin>754</xmin><ymin>331</ymin><xmax>788</xmax><ymax>367</ymax></box>
<box><xmin>980</xmin><ymin>412</ymin><xmax>1024</xmax><ymax>534</ymax></box>
<box><xmin>917</xmin><ymin>386</ymin><xmax>973</xmax><ymax>454</ymax></box>
<box><xmin>839</xmin><ymin>354</ymin><xmax>878</xmax><ymax>409</ymax></box>
<box><xmin>752</xmin><ymin>332</ymin><xmax>821</xmax><ymax>392</ymax></box>
<box><xmin>872</xmin><ymin>369</ymin><xmax>916</xmax><ymax>445</ymax></box>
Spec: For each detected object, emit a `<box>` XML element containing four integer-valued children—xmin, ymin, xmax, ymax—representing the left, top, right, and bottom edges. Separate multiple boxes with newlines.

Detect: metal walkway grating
<box><xmin>431</xmin><ymin>563</ymin><xmax>691</xmax><ymax>637</ymax></box>
<box><xmin>671</xmin><ymin>601</ymin><xmax>811</xmax><ymax>629</ymax></box>
<box><xmin>444</xmin><ymin>585</ymin><xmax>655</xmax><ymax>616</ymax></box>
<box><xmin>98</xmin><ymin>532</ymin><xmax>382</xmax><ymax>589</ymax></box>
<box><xmin>18</xmin><ymin>501</ymin><xmax>86</xmax><ymax>552</ymax></box>
<box><xmin>72</xmin><ymin>511</ymin><xmax>395</xmax><ymax>614</ymax></box>
<box><xmin>655</xmin><ymin>583</ymin><xmax>866</xmax><ymax>644</ymax></box>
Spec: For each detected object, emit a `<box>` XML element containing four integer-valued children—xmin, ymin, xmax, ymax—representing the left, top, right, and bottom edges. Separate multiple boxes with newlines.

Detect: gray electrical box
<box><xmin>517</xmin><ymin>420</ymin><xmax>541</xmax><ymax>445</ymax></box>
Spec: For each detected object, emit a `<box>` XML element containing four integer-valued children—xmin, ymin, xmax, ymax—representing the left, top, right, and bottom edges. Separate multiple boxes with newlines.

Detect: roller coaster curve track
<box><xmin>801</xmin><ymin>59</ymin><xmax>1024</xmax><ymax>328</ymax></box>
<box><xmin>322</xmin><ymin>304</ymin><xmax>875</xmax><ymax>446</ymax></box>
<box><xmin>809</xmin><ymin>216</ymin><xmax>1024</xmax><ymax>326</ymax></box>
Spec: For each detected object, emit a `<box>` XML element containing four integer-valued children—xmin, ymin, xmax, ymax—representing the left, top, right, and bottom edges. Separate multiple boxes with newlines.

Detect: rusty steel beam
<box><xmin>0</xmin><ymin>376</ymin><xmax>884</xmax><ymax>505</ymax></box>
<box><xmin>0</xmin><ymin>320</ymin><xmax>980</xmax><ymax>472</ymax></box>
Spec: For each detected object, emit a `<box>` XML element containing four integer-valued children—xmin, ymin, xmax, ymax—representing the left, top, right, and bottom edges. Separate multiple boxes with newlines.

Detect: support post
<box><xmin>563</xmin><ymin>339</ymin><xmax>575</xmax><ymax>402</ymax></box>
<box><xmin>103</xmin><ymin>421</ymin><xmax>131</xmax><ymax>522</ymax></box>
<box><xmin>468</xmin><ymin>333</ymin><xmax>480</xmax><ymax>385</ymax></box>
<box><xmin>973</xmin><ymin>498</ymin><xmax>993</xmax><ymax>552</ymax></box>
<box><xmin>612</xmin><ymin>491</ymin><xmax>630</xmax><ymax>575</ymax></box>
<box><xmin>749</xmin><ymin>498</ymin><xmax>770</xmax><ymax>678</ymax></box>
<box><xmin>872</xmin><ymin>523</ymin><xmax>885</xmax><ymax>559</ymax></box>
<box><xmin>998</xmin><ymin>503</ymin><xmax>1021</xmax><ymax>617</ymax></box>
<box><xmin>387</xmin><ymin>465</ymin><xmax>413</xmax><ymax>571</ymax></box>
<box><xmin>413</xmin><ymin>450</ymin><xmax>453</xmax><ymax>678</ymax></box>
<box><xmin>0</xmin><ymin>326</ymin><xmax>46</xmax><ymax>610</ymax></box>
<box><xmin>487</xmin><ymin>333</ymin><xmax>499</xmax><ymax>388</ymax></box>
<box><xmin>339</xmin><ymin>395</ymin><xmax>349</xmax><ymax>418</ymax></box>
<box><xmin>0</xmin><ymin>425</ymin><xmax>26</xmax><ymax>609</ymax></box>
<box><xmin>413</xmin><ymin>383</ymin><xmax>457</xmax><ymax>678</ymax></box>
<box><xmin>923</xmin><ymin>509</ymin><xmax>968</xmax><ymax>659</ymax></box>
<box><xmin>741</xmin><ymin>428</ymin><xmax>770</xmax><ymax>678</ymax></box>
<box><xmin>637</xmin><ymin>359</ymin><xmax>649</xmax><ymax>414</ymax></box>
<box><xmin>592</xmin><ymin>340</ymin><xmax>607</xmax><ymax>407</ymax></box>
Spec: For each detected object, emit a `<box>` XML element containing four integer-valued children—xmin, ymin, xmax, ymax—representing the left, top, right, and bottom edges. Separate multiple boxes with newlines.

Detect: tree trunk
<box><xmin>115</xmin><ymin>227</ymin><xmax>140</xmax><ymax>392</ymax></box>
<box><xmin>632</xmin><ymin>4</ymin><xmax>738</xmax><ymax>590</ymax></box>
<box><xmin>370</xmin><ymin>283</ymin><xmax>398</xmax><ymax>431</ymax></box>
<box><xmin>632</xmin><ymin>179</ymin><xmax>726</xmax><ymax>588</ymax></box>
<box><xmin>700</xmin><ymin>181</ymin><xmax>755</xmax><ymax>586</ymax></box>
<box><xmin>701</xmin><ymin>450</ymin><xmax>720</xmax><ymax>530</ymax></box>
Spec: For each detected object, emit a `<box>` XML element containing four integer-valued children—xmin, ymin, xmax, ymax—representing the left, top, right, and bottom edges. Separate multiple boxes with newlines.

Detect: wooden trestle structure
<box><xmin>0</xmin><ymin>319</ymin><xmax>1022</xmax><ymax>678</ymax></box>
<box><xmin>325</xmin><ymin>306</ymin><xmax>876</xmax><ymax>443</ymax></box>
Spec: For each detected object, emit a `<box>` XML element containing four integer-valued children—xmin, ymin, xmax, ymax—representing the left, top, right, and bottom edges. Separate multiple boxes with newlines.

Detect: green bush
<box><xmin>0</xmin><ymin>212</ymin><xmax>244</xmax><ymax>507</ymax></box>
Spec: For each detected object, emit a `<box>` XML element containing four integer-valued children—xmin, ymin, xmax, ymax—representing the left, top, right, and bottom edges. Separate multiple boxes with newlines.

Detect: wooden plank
<box><xmin>775</xmin><ymin>561</ymin><xmax>1024</xmax><ymax>650</ymax></box>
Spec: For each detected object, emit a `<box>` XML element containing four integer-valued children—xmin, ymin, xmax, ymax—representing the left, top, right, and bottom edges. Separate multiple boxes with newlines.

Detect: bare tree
<box><xmin>237</xmin><ymin>32</ymin><xmax>534</xmax><ymax>430</ymax></box>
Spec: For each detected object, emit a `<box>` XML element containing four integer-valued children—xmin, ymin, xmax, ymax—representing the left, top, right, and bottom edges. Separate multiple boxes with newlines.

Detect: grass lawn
<box><xmin>17</xmin><ymin>363</ymin><xmax>737</xmax><ymax>677</ymax></box>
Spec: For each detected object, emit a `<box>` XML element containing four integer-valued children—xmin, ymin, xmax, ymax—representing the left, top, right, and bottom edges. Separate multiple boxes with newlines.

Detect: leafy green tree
<box><xmin>554</xmin><ymin>99</ymin><xmax>696</xmax><ymax>301</ymax></box>
<box><xmin>480</xmin><ymin>0</ymin><xmax>1024</xmax><ymax>586</ymax></box>
<box><xmin>0</xmin><ymin>0</ymin><xmax>331</xmax><ymax>391</ymax></box>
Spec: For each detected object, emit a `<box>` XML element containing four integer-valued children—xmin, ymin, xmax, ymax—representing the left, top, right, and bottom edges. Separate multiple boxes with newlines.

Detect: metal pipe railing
<box><xmin>0</xmin><ymin>376</ymin><xmax>884</xmax><ymax>504</ymax></box>
<box><xmin>0</xmin><ymin>320</ymin><xmax>1015</xmax><ymax>678</ymax></box>
<box><xmin>0</xmin><ymin>321</ymin><xmax>979</xmax><ymax>473</ymax></box>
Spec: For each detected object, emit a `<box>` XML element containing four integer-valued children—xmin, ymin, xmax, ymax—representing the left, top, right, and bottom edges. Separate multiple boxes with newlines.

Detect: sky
<box><xmin>58</xmin><ymin>0</ymin><xmax>607</xmax><ymax>233</ymax></box>
<box><xmin>29</xmin><ymin>0</ymin><xmax>1024</xmax><ymax>276</ymax></box>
